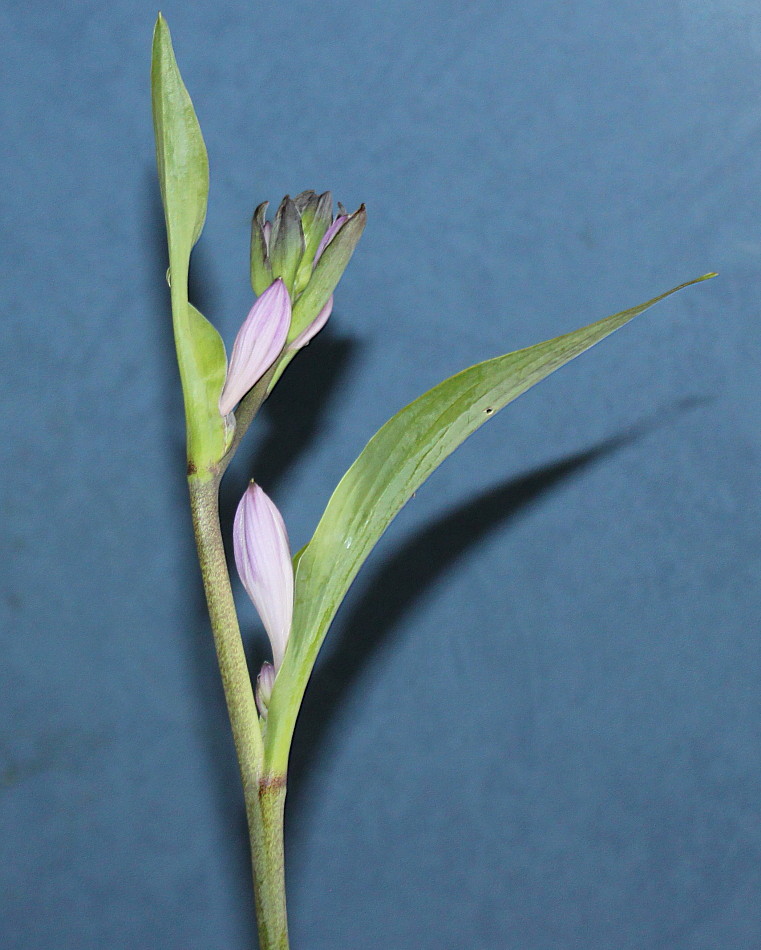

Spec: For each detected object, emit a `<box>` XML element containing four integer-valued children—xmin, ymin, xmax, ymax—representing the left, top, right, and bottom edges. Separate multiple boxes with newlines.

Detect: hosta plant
<box><xmin>151</xmin><ymin>15</ymin><xmax>714</xmax><ymax>949</ymax></box>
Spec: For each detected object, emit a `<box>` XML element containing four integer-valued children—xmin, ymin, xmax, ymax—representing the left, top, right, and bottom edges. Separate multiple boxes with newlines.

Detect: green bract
<box><xmin>250</xmin><ymin>194</ymin><xmax>367</xmax><ymax>343</ymax></box>
<box><xmin>151</xmin><ymin>15</ymin><xmax>230</xmax><ymax>476</ymax></box>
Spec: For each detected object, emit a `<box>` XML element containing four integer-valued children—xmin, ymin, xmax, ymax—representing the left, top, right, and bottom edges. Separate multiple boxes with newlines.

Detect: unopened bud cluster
<box><xmin>226</xmin><ymin>193</ymin><xmax>365</xmax><ymax>708</ymax></box>
<box><xmin>218</xmin><ymin>192</ymin><xmax>365</xmax><ymax>417</ymax></box>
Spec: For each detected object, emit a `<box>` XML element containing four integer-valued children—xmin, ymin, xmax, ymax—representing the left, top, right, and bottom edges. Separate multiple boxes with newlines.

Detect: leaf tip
<box><xmin>152</xmin><ymin>13</ymin><xmax>171</xmax><ymax>67</ymax></box>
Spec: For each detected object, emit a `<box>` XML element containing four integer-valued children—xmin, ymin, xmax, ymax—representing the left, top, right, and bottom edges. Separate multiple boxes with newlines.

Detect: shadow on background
<box><xmin>281</xmin><ymin>395</ymin><xmax>711</xmax><ymax>823</ymax></box>
<box><xmin>145</xmin><ymin>173</ymin><xmax>711</xmax><ymax>913</ymax></box>
<box><xmin>283</xmin><ymin>420</ymin><xmax>654</xmax><ymax>818</ymax></box>
<box><xmin>217</xmin><ymin>332</ymin><xmax>358</xmax><ymax>544</ymax></box>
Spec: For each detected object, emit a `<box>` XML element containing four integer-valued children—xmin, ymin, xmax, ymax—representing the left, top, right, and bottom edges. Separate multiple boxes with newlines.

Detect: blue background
<box><xmin>2</xmin><ymin>1</ymin><xmax>760</xmax><ymax>947</ymax></box>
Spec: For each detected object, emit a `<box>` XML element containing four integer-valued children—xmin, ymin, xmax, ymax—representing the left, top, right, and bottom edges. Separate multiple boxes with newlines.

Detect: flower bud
<box><xmin>255</xmin><ymin>661</ymin><xmax>276</xmax><ymax>719</ymax></box>
<box><xmin>289</xmin><ymin>295</ymin><xmax>333</xmax><ymax>352</ymax></box>
<box><xmin>250</xmin><ymin>201</ymin><xmax>273</xmax><ymax>296</ymax></box>
<box><xmin>218</xmin><ymin>278</ymin><xmax>291</xmax><ymax>416</ymax></box>
<box><xmin>294</xmin><ymin>190</ymin><xmax>333</xmax><ymax>292</ymax></box>
<box><xmin>249</xmin><ymin>193</ymin><xmax>366</xmax><ymax>347</ymax></box>
<box><xmin>288</xmin><ymin>204</ymin><xmax>366</xmax><ymax>344</ymax></box>
<box><xmin>233</xmin><ymin>482</ymin><xmax>293</xmax><ymax>670</ymax></box>
<box><xmin>314</xmin><ymin>214</ymin><xmax>349</xmax><ymax>264</ymax></box>
<box><xmin>269</xmin><ymin>196</ymin><xmax>305</xmax><ymax>291</ymax></box>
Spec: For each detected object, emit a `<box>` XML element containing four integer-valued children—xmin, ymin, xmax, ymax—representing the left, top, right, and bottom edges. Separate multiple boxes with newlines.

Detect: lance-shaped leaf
<box><xmin>288</xmin><ymin>205</ymin><xmax>366</xmax><ymax>344</ymax></box>
<box><xmin>263</xmin><ymin>274</ymin><xmax>716</xmax><ymax>770</ymax></box>
<box><xmin>152</xmin><ymin>14</ymin><xmax>228</xmax><ymax>473</ymax></box>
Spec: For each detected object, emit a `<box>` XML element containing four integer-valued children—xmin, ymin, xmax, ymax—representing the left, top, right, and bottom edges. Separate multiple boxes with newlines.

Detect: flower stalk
<box><xmin>152</xmin><ymin>17</ymin><xmax>712</xmax><ymax>950</ymax></box>
<box><xmin>251</xmin><ymin>779</ymin><xmax>289</xmax><ymax>950</ymax></box>
<box><xmin>187</xmin><ymin>475</ymin><xmax>263</xmax><ymax>794</ymax></box>
<box><xmin>176</xmin><ymin>182</ymin><xmax>361</xmax><ymax>942</ymax></box>
<box><xmin>189</xmin><ymin>471</ymin><xmax>290</xmax><ymax>949</ymax></box>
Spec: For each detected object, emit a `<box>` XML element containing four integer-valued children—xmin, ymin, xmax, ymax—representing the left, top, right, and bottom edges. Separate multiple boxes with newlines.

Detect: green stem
<box><xmin>250</xmin><ymin>778</ymin><xmax>289</xmax><ymax>950</ymax></box>
<box><xmin>188</xmin><ymin>474</ymin><xmax>290</xmax><ymax>949</ymax></box>
<box><xmin>188</xmin><ymin>476</ymin><xmax>264</xmax><ymax>793</ymax></box>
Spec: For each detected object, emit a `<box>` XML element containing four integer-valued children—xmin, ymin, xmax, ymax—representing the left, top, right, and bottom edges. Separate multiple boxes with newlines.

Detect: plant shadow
<box><xmin>217</xmin><ymin>333</ymin><xmax>358</xmax><ymax>552</ymax></box>
<box><xmin>144</xmin><ymin>171</ymin><xmax>710</xmax><ymax>926</ymax></box>
<box><xmin>282</xmin><ymin>395</ymin><xmax>710</xmax><ymax>828</ymax></box>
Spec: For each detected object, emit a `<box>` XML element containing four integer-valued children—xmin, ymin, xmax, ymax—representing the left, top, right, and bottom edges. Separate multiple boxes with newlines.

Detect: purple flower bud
<box><xmin>289</xmin><ymin>295</ymin><xmax>333</xmax><ymax>351</ymax></box>
<box><xmin>314</xmin><ymin>214</ymin><xmax>349</xmax><ymax>264</ymax></box>
<box><xmin>218</xmin><ymin>279</ymin><xmax>291</xmax><ymax>416</ymax></box>
<box><xmin>255</xmin><ymin>661</ymin><xmax>276</xmax><ymax>719</ymax></box>
<box><xmin>233</xmin><ymin>482</ymin><xmax>293</xmax><ymax>670</ymax></box>
<box><xmin>248</xmin><ymin>195</ymin><xmax>364</xmax><ymax>354</ymax></box>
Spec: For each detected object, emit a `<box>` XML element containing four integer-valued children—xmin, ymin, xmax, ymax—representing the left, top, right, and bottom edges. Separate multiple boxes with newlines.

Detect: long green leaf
<box><xmin>264</xmin><ymin>274</ymin><xmax>715</xmax><ymax>769</ymax></box>
<box><xmin>151</xmin><ymin>14</ymin><xmax>229</xmax><ymax>474</ymax></box>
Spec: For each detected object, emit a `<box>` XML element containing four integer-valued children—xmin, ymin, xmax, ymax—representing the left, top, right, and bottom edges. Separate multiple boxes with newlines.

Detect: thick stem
<box><xmin>188</xmin><ymin>476</ymin><xmax>263</xmax><ymax>819</ymax></box>
<box><xmin>250</xmin><ymin>779</ymin><xmax>289</xmax><ymax>950</ymax></box>
<box><xmin>188</xmin><ymin>475</ymin><xmax>290</xmax><ymax>949</ymax></box>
